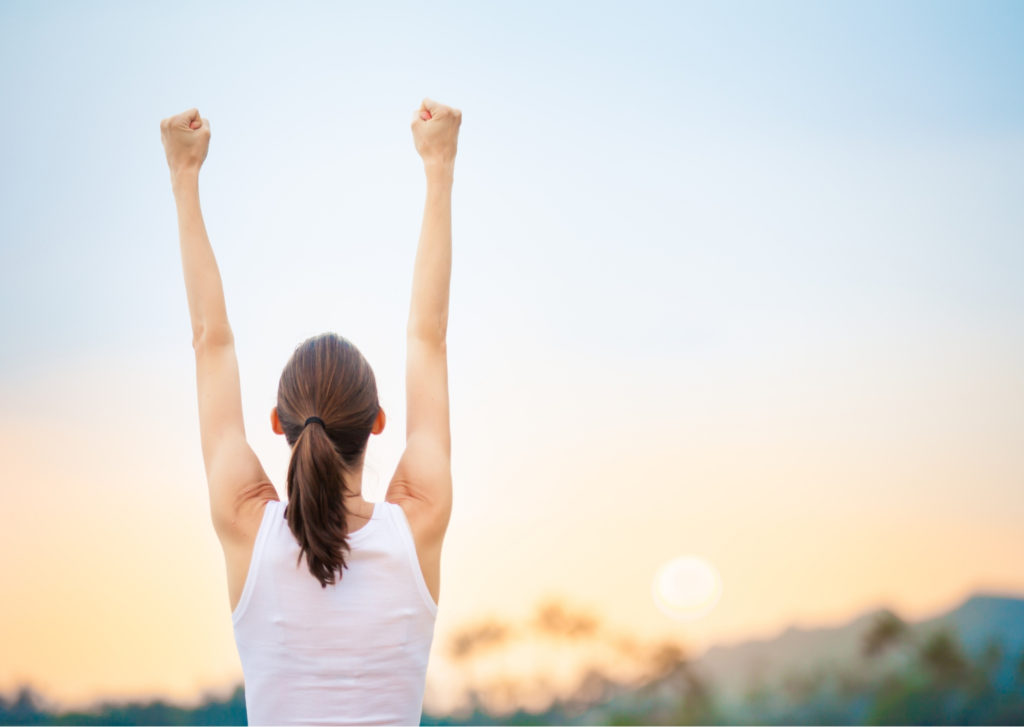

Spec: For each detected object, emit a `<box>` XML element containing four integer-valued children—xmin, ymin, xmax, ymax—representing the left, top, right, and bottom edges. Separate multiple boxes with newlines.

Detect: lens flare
<box><xmin>652</xmin><ymin>554</ymin><xmax>722</xmax><ymax>620</ymax></box>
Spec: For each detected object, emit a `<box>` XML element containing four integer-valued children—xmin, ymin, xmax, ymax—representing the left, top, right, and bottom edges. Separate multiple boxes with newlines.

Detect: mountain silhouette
<box><xmin>689</xmin><ymin>590</ymin><xmax>1024</xmax><ymax>698</ymax></box>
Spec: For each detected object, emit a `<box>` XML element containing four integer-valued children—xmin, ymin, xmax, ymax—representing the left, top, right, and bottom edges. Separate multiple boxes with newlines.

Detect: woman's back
<box><xmin>232</xmin><ymin>498</ymin><xmax>438</xmax><ymax>726</ymax></box>
<box><xmin>166</xmin><ymin>96</ymin><xmax>461</xmax><ymax>726</ymax></box>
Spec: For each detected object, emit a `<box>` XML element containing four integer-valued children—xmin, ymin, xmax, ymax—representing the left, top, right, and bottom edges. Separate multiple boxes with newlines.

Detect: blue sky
<box><xmin>1</xmin><ymin>0</ymin><xmax>1023</xmax><ymax>710</ymax></box>
<box><xmin>2</xmin><ymin>0</ymin><xmax>1022</xmax><ymax>376</ymax></box>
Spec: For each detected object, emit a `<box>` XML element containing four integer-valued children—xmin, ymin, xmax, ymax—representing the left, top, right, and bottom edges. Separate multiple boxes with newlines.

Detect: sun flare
<box><xmin>652</xmin><ymin>555</ymin><xmax>722</xmax><ymax>620</ymax></box>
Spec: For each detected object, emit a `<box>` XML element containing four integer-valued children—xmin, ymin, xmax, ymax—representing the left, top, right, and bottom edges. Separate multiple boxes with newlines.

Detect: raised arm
<box><xmin>386</xmin><ymin>98</ymin><xmax>461</xmax><ymax>533</ymax></box>
<box><xmin>161</xmin><ymin>108</ymin><xmax>275</xmax><ymax>541</ymax></box>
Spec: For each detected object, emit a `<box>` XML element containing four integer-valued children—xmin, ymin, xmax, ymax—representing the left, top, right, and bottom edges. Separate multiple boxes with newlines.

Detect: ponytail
<box><xmin>275</xmin><ymin>331</ymin><xmax>382</xmax><ymax>589</ymax></box>
<box><xmin>284</xmin><ymin>421</ymin><xmax>354</xmax><ymax>588</ymax></box>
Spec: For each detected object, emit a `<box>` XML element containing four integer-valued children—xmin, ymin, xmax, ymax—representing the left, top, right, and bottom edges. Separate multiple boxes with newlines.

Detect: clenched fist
<box><xmin>160</xmin><ymin>107</ymin><xmax>210</xmax><ymax>179</ymax></box>
<box><xmin>411</xmin><ymin>97</ymin><xmax>461</xmax><ymax>168</ymax></box>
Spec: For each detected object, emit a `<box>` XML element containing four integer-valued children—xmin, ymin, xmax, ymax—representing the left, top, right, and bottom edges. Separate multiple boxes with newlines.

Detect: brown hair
<box><xmin>276</xmin><ymin>332</ymin><xmax>381</xmax><ymax>588</ymax></box>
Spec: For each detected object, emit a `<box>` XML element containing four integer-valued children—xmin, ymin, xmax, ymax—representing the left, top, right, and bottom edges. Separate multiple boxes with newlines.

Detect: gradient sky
<box><xmin>1</xmin><ymin>0</ymin><xmax>1023</xmax><ymax>714</ymax></box>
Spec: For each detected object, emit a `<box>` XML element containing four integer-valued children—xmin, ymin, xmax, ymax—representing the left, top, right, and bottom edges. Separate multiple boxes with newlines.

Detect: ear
<box><xmin>372</xmin><ymin>407</ymin><xmax>386</xmax><ymax>435</ymax></box>
<box><xmin>271</xmin><ymin>406</ymin><xmax>284</xmax><ymax>435</ymax></box>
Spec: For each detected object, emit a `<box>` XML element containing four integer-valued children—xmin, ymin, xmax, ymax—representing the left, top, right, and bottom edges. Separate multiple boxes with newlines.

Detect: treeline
<box><xmin>2</xmin><ymin>610</ymin><xmax>1023</xmax><ymax>725</ymax></box>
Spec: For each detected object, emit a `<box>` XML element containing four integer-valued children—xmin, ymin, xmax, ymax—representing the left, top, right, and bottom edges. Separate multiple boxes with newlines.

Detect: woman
<box><xmin>160</xmin><ymin>97</ymin><xmax>461</xmax><ymax>726</ymax></box>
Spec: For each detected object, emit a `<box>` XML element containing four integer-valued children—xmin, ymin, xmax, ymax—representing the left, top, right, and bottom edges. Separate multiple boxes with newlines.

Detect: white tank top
<box><xmin>231</xmin><ymin>498</ymin><xmax>438</xmax><ymax>726</ymax></box>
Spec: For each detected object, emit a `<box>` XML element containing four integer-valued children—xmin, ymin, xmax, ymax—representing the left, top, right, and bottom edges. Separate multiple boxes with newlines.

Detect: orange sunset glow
<box><xmin>2</xmin><ymin>0</ymin><xmax>1023</xmax><ymax>723</ymax></box>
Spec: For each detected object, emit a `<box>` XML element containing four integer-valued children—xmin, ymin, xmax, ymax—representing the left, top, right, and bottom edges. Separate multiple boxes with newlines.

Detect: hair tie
<box><xmin>304</xmin><ymin>416</ymin><xmax>325</xmax><ymax>429</ymax></box>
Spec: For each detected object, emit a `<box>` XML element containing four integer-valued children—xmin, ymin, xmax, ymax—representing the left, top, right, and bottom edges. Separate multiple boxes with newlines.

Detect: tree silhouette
<box><xmin>863</xmin><ymin>609</ymin><xmax>911</xmax><ymax>659</ymax></box>
<box><xmin>919</xmin><ymin>628</ymin><xmax>968</xmax><ymax>688</ymax></box>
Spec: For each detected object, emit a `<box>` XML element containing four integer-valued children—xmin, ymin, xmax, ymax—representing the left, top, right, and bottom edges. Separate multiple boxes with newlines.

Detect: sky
<box><xmin>1</xmin><ymin>0</ymin><xmax>1023</xmax><ymax>715</ymax></box>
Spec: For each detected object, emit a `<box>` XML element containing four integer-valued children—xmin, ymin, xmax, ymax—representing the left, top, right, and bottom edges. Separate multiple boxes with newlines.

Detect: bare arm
<box><xmin>405</xmin><ymin>164</ymin><xmax>454</xmax><ymax>461</ymax></box>
<box><xmin>161</xmin><ymin>108</ymin><xmax>275</xmax><ymax>538</ymax></box>
<box><xmin>407</xmin><ymin>163</ymin><xmax>454</xmax><ymax>346</ymax></box>
<box><xmin>387</xmin><ymin>98</ymin><xmax>461</xmax><ymax>525</ymax></box>
<box><xmin>173</xmin><ymin>171</ymin><xmax>232</xmax><ymax>345</ymax></box>
<box><xmin>161</xmin><ymin>109</ymin><xmax>229</xmax><ymax>345</ymax></box>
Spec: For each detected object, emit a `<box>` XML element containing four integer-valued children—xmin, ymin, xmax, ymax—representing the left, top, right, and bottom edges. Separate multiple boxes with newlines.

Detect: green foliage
<box><xmin>4</xmin><ymin>617</ymin><xmax>1024</xmax><ymax>725</ymax></box>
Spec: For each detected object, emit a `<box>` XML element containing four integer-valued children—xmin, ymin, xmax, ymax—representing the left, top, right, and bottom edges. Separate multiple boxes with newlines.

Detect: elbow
<box><xmin>192</xmin><ymin>322</ymin><xmax>234</xmax><ymax>350</ymax></box>
<box><xmin>407</xmin><ymin>327</ymin><xmax>447</xmax><ymax>347</ymax></box>
<box><xmin>407</xmin><ymin>317</ymin><xmax>448</xmax><ymax>344</ymax></box>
